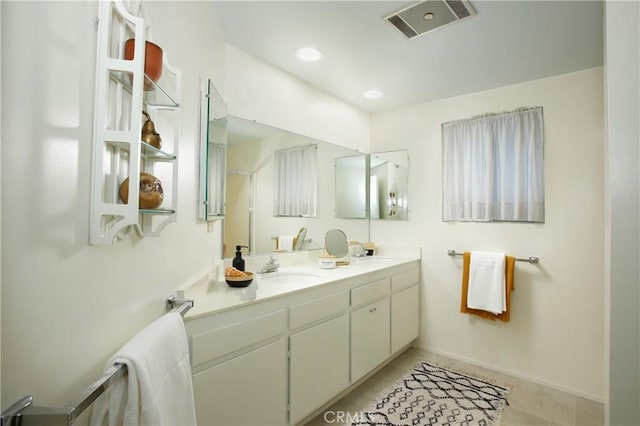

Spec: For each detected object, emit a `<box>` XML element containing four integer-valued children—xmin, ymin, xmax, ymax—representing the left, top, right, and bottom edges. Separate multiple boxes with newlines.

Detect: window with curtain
<box><xmin>442</xmin><ymin>107</ymin><xmax>544</xmax><ymax>222</ymax></box>
<box><xmin>273</xmin><ymin>144</ymin><xmax>318</xmax><ymax>217</ymax></box>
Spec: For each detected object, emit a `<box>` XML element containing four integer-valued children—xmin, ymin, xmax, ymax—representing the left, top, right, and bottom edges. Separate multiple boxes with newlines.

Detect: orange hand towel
<box><xmin>460</xmin><ymin>252</ymin><xmax>515</xmax><ymax>322</ymax></box>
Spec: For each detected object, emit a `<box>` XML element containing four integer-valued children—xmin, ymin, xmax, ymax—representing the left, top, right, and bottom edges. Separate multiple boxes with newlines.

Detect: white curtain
<box><xmin>442</xmin><ymin>107</ymin><xmax>544</xmax><ymax>222</ymax></box>
<box><xmin>273</xmin><ymin>144</ymin><xmax>318</xmax><ymax>217</ymax></box>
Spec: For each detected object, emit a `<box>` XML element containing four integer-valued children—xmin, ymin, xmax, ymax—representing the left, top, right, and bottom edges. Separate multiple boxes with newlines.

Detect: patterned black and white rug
<box><xmin>353</xmin><ymin>362</ymin><xmax>510</xmax><ymax>426</ymax></box>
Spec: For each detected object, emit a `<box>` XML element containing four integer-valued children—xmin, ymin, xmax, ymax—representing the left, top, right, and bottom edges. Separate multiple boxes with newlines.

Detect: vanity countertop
<box><xmin>180</xmin><ymin>246</ymin><xmax>421</xmax><ymax>320</ymax></box>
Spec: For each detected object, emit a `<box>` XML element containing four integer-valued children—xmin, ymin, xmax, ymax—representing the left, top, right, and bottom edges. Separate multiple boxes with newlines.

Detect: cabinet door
<box><xmin>289</xmin><ymin>314</ymin><xmax>350</xmax><ymax>424</ymax></box>
<box><xmin>391</xmin><ymin>284</ymin><xmax>420</xmax><ymax>354</ymax></box>
<box><xmin>351</xmin><ymin>297</ymin><xmax>390</xmax><ymax>382</ymax></box>
<box><xmin>192</xmin><ymin>339</ymin><xmax>287</xmax><ymax>425</ymax></box>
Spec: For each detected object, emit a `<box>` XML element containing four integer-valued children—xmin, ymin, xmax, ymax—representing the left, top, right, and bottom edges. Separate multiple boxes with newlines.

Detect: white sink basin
<box><xmin>258</xmin><ymin>272</ymin><xmax>322</xmax><ymax>284</ymax></box>
<box><xmin>353</xmin><ymin>257</ymin><xmax>397</xmax><ymax>264</ymax></box>
<box><xmin>349</xmin><ymin>257</ymin><xmax>400</xmax><ymax>269</ymax></box>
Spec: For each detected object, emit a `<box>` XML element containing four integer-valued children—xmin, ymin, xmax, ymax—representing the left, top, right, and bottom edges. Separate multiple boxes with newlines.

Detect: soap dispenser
<box><xmin>233</xmin><ymin>245</ymin><xmax>248</xmax><ymax>271</ymax></box>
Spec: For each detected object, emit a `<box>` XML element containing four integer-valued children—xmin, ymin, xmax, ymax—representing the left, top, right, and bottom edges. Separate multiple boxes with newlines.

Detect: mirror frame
<box><xmin>198</xmin><ymin>78</ymin><xmax>227</xmax><ymax>221</ymax></box>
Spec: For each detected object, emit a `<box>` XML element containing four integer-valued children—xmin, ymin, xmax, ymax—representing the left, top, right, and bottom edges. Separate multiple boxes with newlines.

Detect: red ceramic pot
<box><xmin>124</xmin><ymin>39</ymin><xmax>163</xmax><ymax>90</ymax></box>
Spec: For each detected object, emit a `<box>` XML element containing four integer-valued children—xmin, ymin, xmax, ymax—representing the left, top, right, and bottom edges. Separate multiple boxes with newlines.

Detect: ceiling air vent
<box><xmin>385</xmin><ymin>0</ymin><xmax>476</xmax><ymax>39</ymax></box>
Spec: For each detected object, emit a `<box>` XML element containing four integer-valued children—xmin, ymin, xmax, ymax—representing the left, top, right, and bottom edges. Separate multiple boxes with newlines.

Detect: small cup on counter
<box><xmin>363</xmin><ymin>242</ymin><xmax>375</xmax><ymax>256</ymax></box>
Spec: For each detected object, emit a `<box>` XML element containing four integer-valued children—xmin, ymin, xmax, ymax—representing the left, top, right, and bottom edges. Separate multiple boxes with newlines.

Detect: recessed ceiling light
<box><xmin>363</xmin><ymin>89</ymin><xmax>384</xmax><ymax>99</ymax></box>
<box><xmin>295</xmin><ymin>47</ymin><xmax>323</xmax><ymax>62</ymax></box>
<box><xmin>424</xmin><ymin>12</ymin><xmax>435</xmax><ymax>20</ymax></box>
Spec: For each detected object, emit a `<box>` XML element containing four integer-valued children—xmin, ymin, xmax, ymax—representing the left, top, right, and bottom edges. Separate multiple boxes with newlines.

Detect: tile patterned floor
<box><xmin>304</xmin><ymin>347</ymin><xmax>604</xmax><ymax>426</ymax></box>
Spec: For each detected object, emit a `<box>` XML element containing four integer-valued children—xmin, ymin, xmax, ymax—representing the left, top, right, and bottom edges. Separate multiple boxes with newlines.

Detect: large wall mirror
<box><xmin>224</xmin><ymin>117</ymin><xmax>369</xmax><ymax>258</ymax></box>
<box><xmin>198</xmin><ymin>78</ymin><xmax>227</xmax><ymax>221</ymax></box>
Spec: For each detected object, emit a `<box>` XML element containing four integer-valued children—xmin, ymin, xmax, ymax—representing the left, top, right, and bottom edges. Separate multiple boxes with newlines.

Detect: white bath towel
<box><xmin>467</xmin><ymin>251</ymin><xmax>506</xmax><ymax>315</ymax></box>
<box><xmin>278</xmin><ymin>235</ymin><xmax>295</xmax><ymax>251</ymax></box>
<box><xmin>90</xmin><ymin>312</ymin><xmax>197</xmax><ymax>426</ymax></box>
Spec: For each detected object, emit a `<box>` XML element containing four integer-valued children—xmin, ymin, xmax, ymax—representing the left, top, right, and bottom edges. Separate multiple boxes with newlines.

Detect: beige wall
<box><xmin>370</xmin><ymin>67</ymin><xmax>605</xmax><ymax>400</ymax></box>
<box><xmin>605</xmin><ymin>1</ymin><xmax>640</xmax><ymax>423</ymax></box>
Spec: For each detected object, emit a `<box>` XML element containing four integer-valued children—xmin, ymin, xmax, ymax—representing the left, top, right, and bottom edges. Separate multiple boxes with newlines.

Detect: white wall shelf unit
<box><xmin>90</xmin><ymin>0</ymin><xmax>181</xmax><ymax>245</ymax></box>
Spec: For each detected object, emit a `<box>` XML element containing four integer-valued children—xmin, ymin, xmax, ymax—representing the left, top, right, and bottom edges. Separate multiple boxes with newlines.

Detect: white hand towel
<box><xmin>90</xmin><ymin>312</ymin><xmax>197</xmax><ymax>426</ymax></box>
<box><xmin>467</xmin><ymin>251</ymin><xmax>506</xmax><ymax>315</ymax></box>
<box><xmin>278</xmin><ymin>235</ymin><xmax>295</xmax><ymax>251</ymax></box>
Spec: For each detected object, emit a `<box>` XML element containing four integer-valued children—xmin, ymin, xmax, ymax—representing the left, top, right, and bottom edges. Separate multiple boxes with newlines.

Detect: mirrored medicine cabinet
<box><xmin>335</xmin><ymin>150</ymin><xmax>409</xmax><ymax>221</ymax></box>
<box><xmin>369</xmin><ymin>150</ymin><xmax>409</xmax><ymax>220</ymax></box>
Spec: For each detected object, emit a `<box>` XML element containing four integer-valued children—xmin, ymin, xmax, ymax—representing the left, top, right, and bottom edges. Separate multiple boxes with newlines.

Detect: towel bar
<box><xmin>1</xmin><ymin>296</ymin><xmax>194</xmax><ymax>426</ymax></box>
<box><xmin>166</xmin><ymin>295</ymin><xmax>194</xmax><ymax>316</ymax></box>
<box><xmin>270</xmin><ymin>236</ymin><xmax>312</xmax><ymax>243</ymax></box>
<box><xmin>447</xmin><ymin>249</ymin><xmax>539</xmax><ymax>264</ymax></box>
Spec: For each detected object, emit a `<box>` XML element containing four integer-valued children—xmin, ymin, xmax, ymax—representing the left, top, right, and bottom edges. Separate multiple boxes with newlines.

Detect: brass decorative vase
<box><xmin>141</xmin><ymin>111</ymin><xmax>162</xmax><ymax>149</ymax></box>
<box><xmin>119</xmin><ymin>172</ymin><xmax>164</xmax><ymax>209</ymax></box>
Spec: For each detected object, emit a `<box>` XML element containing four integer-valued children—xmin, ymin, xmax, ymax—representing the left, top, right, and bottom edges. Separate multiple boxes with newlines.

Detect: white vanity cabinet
<box><xmin>184</xmin><ymin>260</ymin><xmax>420</xmax><ymax>425</ymax></box>
<box><xmin>187</xmin><ymin>309</ymin><xmax>289</xmax><ymax>425</ymax></box>
<box><xmin>350</xmin><ymin>268</ymin><xmax>420</xmax><ymax>381</ymax></box>
<box><xmin>350</xmin><ymin>278</ymin><xmax>392</xmax><ymax>382</ymax></box>
<box><xmin>191</xmin><ymin>339</ymin><xmax>288</xmax><ymax>425</ymax></box>
<box><xmin>289</xmin><ymin>292</ymin><xmax>350</xmax><ymax>424</ymax></box>
<box><xmin>391</xmin><ymin>268</ymin><xmax>420</xmax><ymax>354</ymax></box>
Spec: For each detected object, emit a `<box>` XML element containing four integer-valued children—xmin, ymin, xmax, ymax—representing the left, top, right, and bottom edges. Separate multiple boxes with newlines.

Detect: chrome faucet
<box><xmin>258</xmin><ymin>256</ymin><xmax>280</xmax><ymax>273</ymax></box>
<box><xmin>353</xmin><ymin>243</ymin><xmax>367</xmax><ymax>258</ymax></box>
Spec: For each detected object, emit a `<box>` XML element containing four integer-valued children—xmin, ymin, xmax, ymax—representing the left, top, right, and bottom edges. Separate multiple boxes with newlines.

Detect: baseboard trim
<box><xmin>416</xmin><ymin>344</ymin><xmax>605</xmax><ymax>404</ymax></box>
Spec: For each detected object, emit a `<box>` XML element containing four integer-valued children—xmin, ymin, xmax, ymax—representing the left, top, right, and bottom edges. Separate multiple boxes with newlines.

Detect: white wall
<box><xmin>370</xmin><ymin>67</ymin><xmax>605</xmax><ymax>400</ymax></box>
<box><xmin>0</xmin><ymin>0</ymin><xmax>225</xmax><ymax>410</ymax></box>
<box><xmin>605</xmin><ymin>0</ymin><xmax>640</xmax><ymax>423</ymax></box>
<box><xmin>0</xmin><ymin>0</ymin><xmax>371</xmax><ymax>414</ymax></box>
<box><xmin>224</xmin><ymin>45</ymin><xmax>370</xmax><ymax>153</ymax></box>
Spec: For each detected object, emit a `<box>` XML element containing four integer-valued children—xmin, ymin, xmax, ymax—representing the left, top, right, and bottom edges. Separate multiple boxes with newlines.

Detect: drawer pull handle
<box><xmin>369</xmin><ymin>307</ymin><xmax>377</xmax><ymax>313</ymax></box>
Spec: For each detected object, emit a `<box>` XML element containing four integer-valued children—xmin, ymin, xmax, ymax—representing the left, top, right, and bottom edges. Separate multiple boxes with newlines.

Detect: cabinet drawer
<box><xmin>290</xmin><ymin>291</ymin><xmax>349</xmax><ymax>330</ymax></box>
<box><xmin>351</xmin><ymin>277</ymin><xmax>390</xmax><ymax>307</ymax></box>
<box><xmin>391</xmin><ymin>268</ymin><xmax>419</xmax><ymax>292</ymax></box>
<box><xmin>191</xmin><ymin>309</ymin><xmax>287</xmax><ymax>367</ymax></box>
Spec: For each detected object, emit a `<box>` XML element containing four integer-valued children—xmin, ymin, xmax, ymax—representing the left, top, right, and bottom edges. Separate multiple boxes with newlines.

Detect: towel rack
<box><xmin>270</xmin><ymin>236</ymin><xmax>312</xmax><ymax>243</ymax></box>
<box><xmin>447</xmin><ymin>249</ymin><xmax>539</xmax><ymax>264</ymax></box>
<box><xmin>0</xmin><ymin>296</ymin><xmax>194</xmax><ymax>426</ymax></box>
